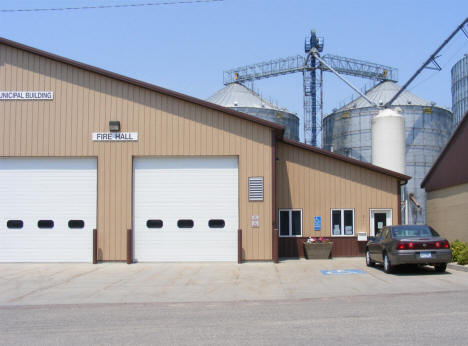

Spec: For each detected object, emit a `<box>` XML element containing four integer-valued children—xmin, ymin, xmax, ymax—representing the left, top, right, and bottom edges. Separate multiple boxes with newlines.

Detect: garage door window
<box><xmin>38</xmin><ymin>220</ymin><xmax>54</xmax><ymax>229</ymax></box>
<box><xmin>331</xmin><ymin>209</ymin><xmax>354</xmax><ymax>236</ymax></box>
<box><xmin>7</xmin><ymin>220</ymin><xmax>23</xmax><ymax>229</ymax></box>
<box><xmin>147</xmin><ymin>220</ymin><xmax>163</xmax><ymax>229</ymax></box>
<box><xmin>208</xmin><ymin>219</ymin><xmax>225</xmax><ymax>228</ymax></box>
<box><xmin>68</xmin><ymin>220</ymin><xmax>85</xmax><ymax>229</ymax></box>
<box><xmin>279</xmin><ymin>209</ymin><xmax>302</xmax><ymax>237</ymax></box>
<box><xmin>178</xmin><ymin>219</ymin><xmax>194</xmax><ymax>228</ymax></box>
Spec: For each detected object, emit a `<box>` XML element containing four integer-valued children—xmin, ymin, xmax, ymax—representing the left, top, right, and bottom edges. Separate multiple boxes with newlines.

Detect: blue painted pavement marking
<box><xmin>320</xmin><ymin>269</ymin><xmax>365</xmax><ymax>275</ymax></box>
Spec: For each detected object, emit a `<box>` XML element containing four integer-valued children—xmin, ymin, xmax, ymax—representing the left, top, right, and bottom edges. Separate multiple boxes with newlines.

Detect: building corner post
<box><xmin>127</xmin><ymin>229</ymin><xmax>133</xmax><ymax>264</ymax></box>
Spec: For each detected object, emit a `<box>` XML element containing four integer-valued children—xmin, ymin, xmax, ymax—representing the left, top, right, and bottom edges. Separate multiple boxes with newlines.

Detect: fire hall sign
<box><xmin>92</xmin><ymin>132</ymin><xmax>138</xmax><ymax>142</ymax></box>
<box><xmin>0</xmin><ymin>91</ymin><xmax>54</xmax><ymax>100</ymax></box>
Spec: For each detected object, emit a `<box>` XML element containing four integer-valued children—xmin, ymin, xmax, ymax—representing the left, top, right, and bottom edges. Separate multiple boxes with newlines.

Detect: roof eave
<box><xmin>0</xmin><ymin>37</ymin><xmax>285</xmax><ymax>133</ymax></box>
<box><xmin>421</xmin><ymin>110</ymin><xmax>468</xmax><ymax>189</ymax></box>
<box><xmin>281</xmin><ymin>138</ymin><xmax>411</xmax><ymax>182</ymax></box>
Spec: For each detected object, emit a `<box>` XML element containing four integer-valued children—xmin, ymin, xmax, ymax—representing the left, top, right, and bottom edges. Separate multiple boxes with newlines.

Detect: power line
<box><xmin>0</xmin><ymin>0</ymin><xmax>224</xmax><ymax>13</ymax></box>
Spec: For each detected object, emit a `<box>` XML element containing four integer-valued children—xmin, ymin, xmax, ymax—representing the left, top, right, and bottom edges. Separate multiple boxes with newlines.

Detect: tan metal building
<box><xmin>0</xmin><ymin>38</ymin><xmax>409</xmax><ymax>263</ymax></box>
<box><xmin>422</xmin><ymin>111</ymin><xmax>468</xmax><ymax>242</ymax></box>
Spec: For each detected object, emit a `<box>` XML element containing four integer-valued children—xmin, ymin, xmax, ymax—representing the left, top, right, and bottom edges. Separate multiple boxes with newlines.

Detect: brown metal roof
<box><xmin>280</xmin><ymin>138</ymin><xmax>411</xmax><ymax>182</ymax></box>
<box><xmin>421</xmin><ymin>110</ymin><xmax>468</xmax><ymax>191</ymax></box>
<box><xmin>0</xmin><ymin>37</ymin><xmax>285</xmax><ymax>135</ymax></box>
<box><xmin>0</xmin><ymin>36</ymin><xmax>411</xmax><ymax>182</ymax></box>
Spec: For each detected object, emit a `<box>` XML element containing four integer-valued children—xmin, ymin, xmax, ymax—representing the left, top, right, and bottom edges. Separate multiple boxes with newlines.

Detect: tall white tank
<box><xmin>371</xmin><ymin>108</ymin><xmax>406</xmax><ymax>174</ymax></box>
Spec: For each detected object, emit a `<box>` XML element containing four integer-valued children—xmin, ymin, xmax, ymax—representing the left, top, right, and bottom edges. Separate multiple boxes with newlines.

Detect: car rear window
<box><xmin>391</xmin><ymin>227</ymin><xmax>439</xmax><ymax>238</ymax></box>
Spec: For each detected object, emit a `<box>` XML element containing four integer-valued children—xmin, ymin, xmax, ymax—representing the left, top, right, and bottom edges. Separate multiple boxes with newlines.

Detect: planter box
<box><xmin>304</xmin><ymin>242</ymin><xmax>333</xmax><ymax>259</ymax></box>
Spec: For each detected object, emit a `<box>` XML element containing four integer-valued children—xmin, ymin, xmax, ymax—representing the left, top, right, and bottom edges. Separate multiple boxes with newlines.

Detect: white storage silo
<box><xmin>371</xmin><ymin>108</ymin><xmax>406</xmax><ymax>175</ymax></box>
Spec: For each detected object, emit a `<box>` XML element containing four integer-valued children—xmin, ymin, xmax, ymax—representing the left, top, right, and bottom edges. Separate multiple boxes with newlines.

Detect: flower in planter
<box><xmin>305</xmin><ymin>237</ymin><xmax>331</xmax><ymax>244</ymax></box>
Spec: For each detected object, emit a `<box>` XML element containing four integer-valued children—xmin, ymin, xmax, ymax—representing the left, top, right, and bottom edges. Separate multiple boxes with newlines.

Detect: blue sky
<box><xmin>1</xmin><ymin>0</ymin><xmax>467</xmax><ymax>140</ymax></box>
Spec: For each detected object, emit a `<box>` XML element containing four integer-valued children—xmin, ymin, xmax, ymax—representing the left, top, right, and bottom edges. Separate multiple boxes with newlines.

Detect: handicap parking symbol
<box><xmin>320</xmin><ymin>269</ymin><xmax>365</xmax><ymax>275</ymax></box>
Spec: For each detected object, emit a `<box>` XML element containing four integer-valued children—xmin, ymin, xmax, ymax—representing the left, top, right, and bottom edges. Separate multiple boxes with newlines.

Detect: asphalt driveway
<box><xmin>1</xmin><ymin>258</ymin><xmax>468</xmax><ymax>306</ymax></box>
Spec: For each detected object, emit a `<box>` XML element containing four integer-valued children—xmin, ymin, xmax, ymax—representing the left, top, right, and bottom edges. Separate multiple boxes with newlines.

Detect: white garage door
<box><xmin>0</xmin><ymin>158</ymin><xmax>97</xmax><ymax>262</ymax></box>
<box><xmin>134</xmin><ymin>157</ymin><xmax>238</xmax><ymax>262</ymax></box>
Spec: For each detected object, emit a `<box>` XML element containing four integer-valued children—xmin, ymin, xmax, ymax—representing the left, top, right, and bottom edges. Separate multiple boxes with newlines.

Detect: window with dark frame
<box><xmin>208</xmin><ymin>219</ymin><xmax>225</xmax><ymax>228</ymax></box>
<box><xmin>7</xmin><ymin>220</ymin><xmax>23</xmax><ymax>229</ymax></box>
<box><xmin>38</xmin><ymin>220</ymin><xmax>54</xmax><ymax>229</ymax></box>
<box><xmin>278</xmin><ymin>209</ymin><xmax>302</xmax><ymax>237</ymax></box>
<box><xmin>146</xmin><ymin>219</ymin><xmax>163</xmax><ymax>229</ymax></box>
<box><xmin>177</xmin><ymin>219</ymin><xmax>194</xmax><ymax>228</ymax></box>
<box><xmin>331</xmin><ymin>209</ymin><xmax>354</xmax><ymax>236</ymax></box>
<box><xmin>68</xmin><ymin>220</ymin><xmax>85</xmax><ymax>229</ymax></box>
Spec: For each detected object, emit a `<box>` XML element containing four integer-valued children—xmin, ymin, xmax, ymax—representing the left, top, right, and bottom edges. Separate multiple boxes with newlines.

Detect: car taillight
<box><xmin>435</xmin><ymin>242</ymin><xmax>441</xmax><ymax>248</ymax></box>
<box><xmin>397</xmin><ymin>242</ymin><xmax>414</xmax><ymax>250</ymax></box>
<box><xmin>443</xmin><ymin>240</ymin><xmax>450</xmax><ymax>249</ymax></box>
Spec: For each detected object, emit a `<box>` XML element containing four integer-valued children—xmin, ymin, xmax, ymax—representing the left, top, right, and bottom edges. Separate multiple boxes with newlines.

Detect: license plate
<box><xmin>420</xmin><ymin>251</ymin><xmax>432</xmax><ymax>258</ymax></box>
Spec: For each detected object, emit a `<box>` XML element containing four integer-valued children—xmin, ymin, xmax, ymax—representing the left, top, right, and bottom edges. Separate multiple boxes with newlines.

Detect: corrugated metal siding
<box><xmin>426</xmin><ymin>183</ymin><xmax>468</xmax><ymax>242</ymax></box>
<box><xmin>276</xmin><ymin>142</ymin><xmax>398</xmax><ymax>240</ymax></box>
<box><xmin>0</xmin><ymin>44</ymin><xmax>274</xmax><ymax>261</ymax></box>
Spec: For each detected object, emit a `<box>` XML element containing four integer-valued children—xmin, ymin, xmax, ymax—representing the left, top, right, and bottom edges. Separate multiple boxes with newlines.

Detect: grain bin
<box><xmin>323</xmin><ymin>81</ymin><xmax>453</xmax><ymax>224</ymax></box>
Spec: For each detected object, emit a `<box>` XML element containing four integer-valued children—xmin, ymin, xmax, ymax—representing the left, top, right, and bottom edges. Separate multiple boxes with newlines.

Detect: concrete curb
<box><xmin>448</xmin><ymin>263</ymin><xmax>468</xmax><ymax>272</ymax></box>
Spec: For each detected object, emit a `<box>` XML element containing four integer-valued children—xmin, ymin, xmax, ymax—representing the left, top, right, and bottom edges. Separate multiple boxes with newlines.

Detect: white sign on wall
<box><xmin>251</xmin><ymin>215</ymin><xmax>259</xmax><ymax>228</ymax></box>
<box><xmin>0</xmin><ymin>91</ymin><xmax>54</xmax><ymax>100</ymax></box>
<box><xmin>92</xmin><ymin>132</ymin><xmax>138</xmax><ymax>141</ymax></box>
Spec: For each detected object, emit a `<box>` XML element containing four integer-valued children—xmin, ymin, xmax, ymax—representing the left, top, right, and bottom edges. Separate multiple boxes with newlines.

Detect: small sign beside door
<box><xmin>314</xmin><ymin>216</ymin><xmax>321</xmax><ymax>231</ymax></box>
<box><xmin>251</xmin><ymin>215</ymin><xmax>259</xmax><ymax>228</ymax></box>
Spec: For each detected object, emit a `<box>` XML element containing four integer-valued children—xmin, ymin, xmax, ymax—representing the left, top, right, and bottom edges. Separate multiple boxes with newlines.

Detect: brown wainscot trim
<box><xmin>272</xmin><ymin>228</ymin><xmax>279</xmax><ymax>263</ymax></box>
<box><xmin>397</xmin><ymin>181</ymin><xmax>402</xmax><ymax>224</ymax></box>
<box><xmin>238</xmin><ymin>229</ymin><xmax>242</xmax><ymax>264</ymax></box>
<box><xmin>93</xmin><ymin>228</ymin><xmax>98</xmax><ymax>264</ymax></box>
<box><xmin>271</xmin><ymin>132</ymin><xmax>278</xmax><ymax>262</ymax></box>
<box><xmin>279</xmin><ymin>236</ymin><xmax>366</xmax><ymax>258</ymax></box>
<box><xmin>127</xmin><ymin>229</ymin><xmax>133</xmax><ymax>264</ymax></box>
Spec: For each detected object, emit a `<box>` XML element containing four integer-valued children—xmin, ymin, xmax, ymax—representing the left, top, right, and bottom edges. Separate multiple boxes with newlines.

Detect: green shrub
<box><xmin>458</xmin><ymin>248</ymin><xmax>468</xmax><ymax>265</ymax></box>
<box><xmin>451</xmin><ymin>240</ymin><xmax>468</xmax><ymax>264</ymax></box>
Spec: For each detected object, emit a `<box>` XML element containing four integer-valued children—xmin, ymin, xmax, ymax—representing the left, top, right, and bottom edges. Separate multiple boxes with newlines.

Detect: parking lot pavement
<box><xmin>1</xmin><ymin>257</ymin><xmax>468</xmax><ymax>306</ymax></box>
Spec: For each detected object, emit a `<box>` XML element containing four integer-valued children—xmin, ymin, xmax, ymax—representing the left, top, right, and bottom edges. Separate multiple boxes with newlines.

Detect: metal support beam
<box><xmin>385</xmin><ymin>17</ymin><xmax>468</xmax><ymax>108</ymax></box>
<box><xmin>312</xmin><ymin>51</ymin><xmax>377</xmax><ymax>108</ymax></box>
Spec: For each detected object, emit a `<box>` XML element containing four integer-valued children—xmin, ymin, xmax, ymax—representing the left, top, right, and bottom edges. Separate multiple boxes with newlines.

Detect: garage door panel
<box><xmin>136</xmin><ymin>231</ymin><xmax>237</xmax><ymax>262</ymax></box>
<box><xmin>134</xmin><ymin>156</ymin><xmax>238</xmax><ymax>262</ymax></box>
<box><xmin>0</xmin><ymin>158</ymin><xmax>97</xmax><ymax>262</ymax></box>
<box><xmin>0</xmin><ymin>231</ymin><xmax>93</xmax><ymax>262</ymax></box>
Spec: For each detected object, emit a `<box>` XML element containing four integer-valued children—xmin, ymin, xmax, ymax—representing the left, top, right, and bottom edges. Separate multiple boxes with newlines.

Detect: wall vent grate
<box><xmin>248</xmin><ymin>177</ymin><xmax>264</xmax><ymax>201</ymax></box>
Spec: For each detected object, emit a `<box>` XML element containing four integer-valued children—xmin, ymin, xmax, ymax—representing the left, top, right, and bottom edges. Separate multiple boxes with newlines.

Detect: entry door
<box><xmin>133</xmin><ymin>156</ymin><xmax>238</xmax><ymax>262</ymax></box>
<box><xmin>374</xmin><ymin>213</ymin><xmax>387</xmax><ymax>233</ymax></box>
<box><xmin>370</xmin><ymin>209</ymin><xmax>392</xmax><ymax>236</ymax></box>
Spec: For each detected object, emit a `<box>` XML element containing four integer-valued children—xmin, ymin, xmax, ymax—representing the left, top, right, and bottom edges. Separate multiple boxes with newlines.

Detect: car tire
<box><xmin>383</xmin><ymin>253</ymin><xmax>393</xmax><ymax>274</ymax></box>
<box><xmin>434</xmin><ymin>263</ymin><xmax>447</xmax><ymax>273</ymax></box>
<box><xmin>366</xmin><ymin>249</ymin><xmax>375</xmax><ymax>267</ymax></box>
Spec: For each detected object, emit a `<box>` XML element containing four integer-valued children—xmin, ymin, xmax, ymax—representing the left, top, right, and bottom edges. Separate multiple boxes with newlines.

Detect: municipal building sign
<box><xmin>0</xmin><ymin>91</ymin><xmax>54</xmax><ymax>100</ymax></box>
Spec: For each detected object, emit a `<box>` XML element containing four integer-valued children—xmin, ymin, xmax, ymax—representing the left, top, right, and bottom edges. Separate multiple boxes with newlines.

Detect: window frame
<box><xmin>7</xmin><ymin>220</ymin><xmax>24</xmax><ymax>229</ymax></box>
<box><xmin>37</xmin><ymin>220</ymin><xmax>54</xmax><ymax>229</ymax></box>
<box><xmin>146</xmin><ymin>219</ymin><xmax>163</xmax><ymax>229</ymax></box>
<box><xmin>68</xmin><ymin>220</ymin><xmax>85</xmax><ymax>229</ymax></box>
<box><xmin>278</xmin><ymin>208</ymin><xmax>303</xmax><ymax>237</ymax></box>
<box><xmin>177</xmin><ymin>219</ymin><xmax>194</xmax><ymax>229</ymax></box>
<box><xmin>330</xmin><ymin>209</ymin><xmax>355</xmax><ymax>237</ymax></box>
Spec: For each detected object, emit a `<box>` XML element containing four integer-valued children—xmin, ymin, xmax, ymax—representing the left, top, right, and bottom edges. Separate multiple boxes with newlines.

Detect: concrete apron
<box><xmin>1</xmin><ymin>258</ymin><xmax>468</xmax><ymax>306</ymax></box>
